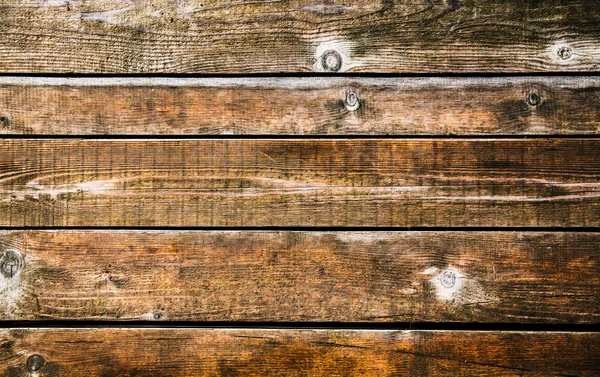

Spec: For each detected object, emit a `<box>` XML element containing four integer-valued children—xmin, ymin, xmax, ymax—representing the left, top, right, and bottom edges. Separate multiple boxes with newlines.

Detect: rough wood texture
<box><xmin>1</xmin><ymin>0</ymin><xmax>600</xmax><ymax>73</ymax></box>
<box><xmin>1</xmin><ymin>329</ymin><xmax>599</xmax><ymax>376</ymax></box>
<box><xmin>0</xmin><ymin>230</ymin><xmax>598</xmax><ymax>323</ymax></box>
<box><xmin>1</xmin><ymin>139</ymin><xmax>599</xmax><ymax>227</ymax></box>
<box><xmin>1</xmin><ymin>77</ymin><xmax>600</xmax><ymax>135</ymax></box>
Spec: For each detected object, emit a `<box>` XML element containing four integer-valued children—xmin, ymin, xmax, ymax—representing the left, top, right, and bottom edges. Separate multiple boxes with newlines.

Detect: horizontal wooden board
<box><xmin>1</xmin><ymin>139</ymin><xmax>599</xmax><ymax>227</ymax></box>
<box><xmin>0</xmin><ymin>0</ymin><xmax>599</xmax><ymax>73</ymax></box>
<box><xmin>1</xmin><ymin>77</ymin><xmax>600</xmax><ymax>135</ymax></box>
<box><xmin>1</xmin><ymin>329</ymin><xmax>599</xmax><ymax>376</ymax></box>
<box><xmin>0</xmin><ymin>231</ymin><xmax>598</xmax><ymax>323</ymax></box>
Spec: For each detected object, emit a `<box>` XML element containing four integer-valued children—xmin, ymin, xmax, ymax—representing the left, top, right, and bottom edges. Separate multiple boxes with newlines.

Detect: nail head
<box><xmin>557</xmin><ymin>46</ymin><xmax>572</xmax><ymax>60</ymax></box>
<box><xmin>26</xmin><ymin>354</ymin><xmax>46</xmax><ymax>371</ymax></box>
<box><xmin>0</xmin><ymin>249</ymin><xmax>24</xmax><ymax>278</ymax></box>
<box><xmin>526</xmin><ymin>91</ymin><xmax>541</xmax><ymax>106</ymax></box>
<box><xmin>345</xmin><ymin>91</ymin><xmax>360</xmax><ymax>111</ymax></box>
<box><xmin>439</xmin><ymin>270</ymin><xmax>456</xmax><ymax>288</ymax></box>
<box><xmin>321</xmin><ymin>50</ymin><xmax>342</xmax><ymax>72</ymax></box>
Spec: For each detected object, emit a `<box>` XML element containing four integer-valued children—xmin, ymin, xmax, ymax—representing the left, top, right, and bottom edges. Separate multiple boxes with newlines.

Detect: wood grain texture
<box><xmin>1</xmin><ymin>77</ymin><xmax>600</xmax><ymax>135</ymax></box>
<box><xmin>0</xmin><ymin>230</ymin><xmax>598</xmax><ymax>323</ymax></box>
<box><xmin>1</xmin><ymin>139</ymin><xmax>599</xmax><ymax>227</ymax></box>
<box><xmin>1</xmin><ymin>0</ymin><xmax>600</xmax><ymax>73</ymax></box>
<box><xmin>1</xmin><ymin>329</ymin><xmax>599</xmax><ymax>376</ymax></box>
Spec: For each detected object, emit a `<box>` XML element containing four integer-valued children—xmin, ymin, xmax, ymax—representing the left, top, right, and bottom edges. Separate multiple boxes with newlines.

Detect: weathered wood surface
<box><xmin>1</xmin><ymin>0</ymin><xmax>600</xmax><ymax>73</ymax></box>
<box><xmin>1</xmin><ymin>77</ymin><xmax>600</xmax><ymax>135</ymax></box>
<box><xmin>1</xmin><ymin>329</ymin><xmax>599</xmax><ymax>376</ymax></box>
<box><xmin>0</xmin><ymin>230</ymin><xmax>598</xmax><ymax>322</ymax></box>
<box><xmin>1</xmin><ymin>139</ymin><xmax>599</xmax><ymax>227</ymax></box>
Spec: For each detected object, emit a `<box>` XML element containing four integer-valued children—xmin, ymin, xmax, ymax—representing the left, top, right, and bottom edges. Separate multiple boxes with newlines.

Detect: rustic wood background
<box><xmin>0</xmin><ymin>0</ymin><xmax>599</xmax><ymax>375</ymax></box>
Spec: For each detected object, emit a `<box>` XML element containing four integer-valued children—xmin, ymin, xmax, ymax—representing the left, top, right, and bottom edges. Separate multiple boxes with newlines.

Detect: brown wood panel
<box><xmin>0</xmin><ymin>0</ymin><xmax>599</xmax><ymax>73</ymax></box>
<box><xmin>1</xmin><ymin>139</ymin><xmax>599</xmax><ymax>227</ymax></box>
<box><xmin>1</xmin><ymin>77</ymin><xmax>600</xmax><ymax>135</ymax></box>
<box><xmin>1</xmin><ymin>329</ymin><xmax>599</xmax><ymax>376</ymax></box>
<box><xmin>0</xmin><ymin>230</ymin><xmax>598</xmax><ymax>323</ymax></box>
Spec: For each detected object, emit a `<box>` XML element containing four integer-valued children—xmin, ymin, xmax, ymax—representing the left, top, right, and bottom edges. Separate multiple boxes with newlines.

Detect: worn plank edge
<box><xmin>1</xmin><ymin>76</ymin><xmax>599</xmax><ymax>88</ymax></box>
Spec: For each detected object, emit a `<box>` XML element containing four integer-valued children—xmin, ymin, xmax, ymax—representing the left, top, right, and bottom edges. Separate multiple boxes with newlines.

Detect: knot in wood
<box><xmin>26</xmin><ymin>354</ymin><xmax>46</xmax><ymax>371</ymax></box>
<box><xmin>557</xmin><ymin>46</ymin><xmax>573</xmax><ymax>60</ymax></box>
<box><xmin>0</xmin><ymin>249</ymin><xmax>24</xmax><ymax>278</ymax></box>
<box><xmin>321</xmin><ymin>50</ymin><xmax>342</xmax><ymax>72</ymax></box>
<box><xmin>439</xmin><ymin>270</ymin><xmax>456</xmax><ymax>288</ymax></box>
<box><xmin>345</xmin><ymin>91</ymin><xmax>360</xmax><ymax>111</ymax></box>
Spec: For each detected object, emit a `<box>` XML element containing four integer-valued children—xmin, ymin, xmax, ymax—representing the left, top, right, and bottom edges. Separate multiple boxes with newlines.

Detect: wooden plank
<box><xmin>1</xmin><ymin>329</ymin><xmax>599</xmax><ymax>376</ymax></box>
<box><xmin>1</xmin><ymin>77</ymin><xmax>600</xmax><ymax>135</ymax></box>
<box><xmin>1</xmin><ymin>139</ymin><xmax>599</xmax><ymax>227</ymax></box>
<box><xmin>0</xmin><ymin>1</ymin><xmax>599</xmax><ymax>73</ymax></box>
<box><xmin>0</xmin><ymin>230</ymin><xmax>599</xmax><ymax>323</ymax></box>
